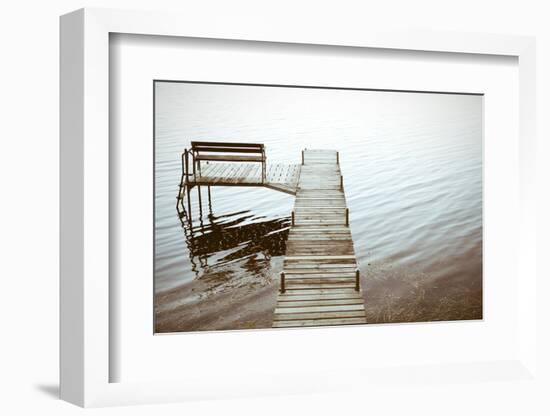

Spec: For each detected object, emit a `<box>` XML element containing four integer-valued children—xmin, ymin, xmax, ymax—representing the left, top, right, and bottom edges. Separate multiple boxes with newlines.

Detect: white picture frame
<box><xmin>60</xmin><ymin>8</ymin><xmax>537</xmax><ymax>407</ymax></box>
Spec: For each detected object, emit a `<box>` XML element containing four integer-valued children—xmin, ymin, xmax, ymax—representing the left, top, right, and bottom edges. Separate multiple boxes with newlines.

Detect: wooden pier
<box><xmin>178</xmin><ymin>141</ymin><xmax>301</xmax><ymax>198</ymax></box>
<box><xmin>272</xmin><ymin>149</ymin><xmax>367</xmax><ymax>328</ymax></box>
<box><xmin>177</xmin><ymin>143</ymin><xmax>367</xmax><ymax>329</ymax></box>
<box><xmin>189</xmin><ymin>162</ymin><xmax>301</xmax><ymax>195</ymax></box>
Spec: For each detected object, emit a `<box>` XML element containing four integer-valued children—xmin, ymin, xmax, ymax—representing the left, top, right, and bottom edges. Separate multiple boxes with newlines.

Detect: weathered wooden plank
<box><xmin>232</xmin><ymin>163</ymin><xmax>249</xmax><ymax>180</ymax></box>
<box><xmin>294</xmin><ymin>202</ymin><xmax>345</xmax><ymax>206</ymax></box>
<box><xmin>291</xmin><ymin>232</ymin><xmax>348</xmax><ymax>237</ymax></box>
<box><xmin>295</xmin><ymin>197</ymin><xmax>345</xmax><ymax>201</ymax></box>
<box><xmin>295</xmin><ymin>212</ymin><xmax>347</xmax><ymax>216</ymax></box>
<box><xmin>285</xmin><ymin>280</ymin><xmax>357</xmax><ymax>287</ymax></box>
<box><xmin>275</xmin><ymin>304</ymin><xmax>365</xmax><ymax>314</ymax></box>
<box><xmin>200</xmin><ymin>162</ymin><xmax>221</xmax><ymax>177</ymax></box>
<box><xmin>294</xmin><ymin>209</ymin><xmax>347</xmax><ymax>213</ymax></box>
<box><xmin>286</xmin><ymin>253</ymin><xmax>354</xmax><ymax>258</ymax></box>
<box><xmin>294</xmin><ymin>218</ymin><xmax>347</xmax><ymax>223</ymax></box>
<box><xmin>286</xmin><ymin>251</ymin><xmax>354</xmax><ymax>256</ymax></box>
<box><xmin>285</xmin><ymin>264</ymin><xmax>356</xmax><ymax>271</ymax></box>
<box><xmin>286</xmin><ymin>242</ymin><xmax>353</xmax><ymax>248</ymax></box>
<box><xmin>285</xmin><ymin>263</ymin><xmax>357</xmax><ymax>269</ymax></box>
<box><xmin>279</xmin><ymin>286</ymin><xmax>361</xmax><ymax>297</ymax></box>
<box><xmin>288</xmin><ymin>235</ymin><xmax>352</xmax><ymax>238</ymax></box>
<box><xmin>288</xmin><ymin>232</ymin><xmax>352</xmax><ymax>236</ymax></box>
<box><xmin>294</xmin><ymin>207</ymin><xmax>347</xmax><ymax>211</ymax></box>
<box><xmin>286</xmin><ymin>238</ymin><xmax>352</xmax><ymax>243</ymax></box>
<box><xmin>276</xmin><ymin>299</ymin><xmax>364</xmax><ymax>307</ymax></box>
<box><xmin>287</xmin><ymin>239</ymin><xmax>352</xmax><ymax>243</ymax></box>
<box><xmin>284</xmin><ymin>270</ymin><xmax>356</xmax><ymax>276</ymax></box>
<box><xmin>284</xmin><ymin>273</ymin><xmax>357</xmax><ymax>279</ymax></box>
<box><xmin>285</xmin><ymin>275</ymin><xmax>356</xmax><ymax>281</ymax></box>
<box><xmin>274</xmin><ymin>310</ymin><xmax>366</xmax><ymax>320</ymax></box>
<box><xmin>284</xmin><ymin>263</ymin><xmax>356</xmax><ymax>273</ymax></box>
<box><xmin>278</xmin><ymin>294</ymin><xmax>363</xmax><ymax>302</ymax></box>
<box><xmin>296</xmin><ymin>190</ymin><xmax>343</xmax><ymax>193</ymax></box>
<box><xmin>272</xmin><ymin>317</ymin><xmax>367</xmax><ymax>328</ymax></box>
<box><xmin>289</xmin><ymin>233</ymin><xmax>350</xmax><ymax>237</ymax></box>
<box><xmin>284</xmin><ymin>257</ymin><xmax>356</xmax><ymax>263</ymax></box>
<box><xmin>288</xmin><ymin>237</ymin><xmax>352</xmax><ymax>241</ymax></box>
<box><xmin>293</xmin><ymin>222</ymin><xmax>347</xmax><ymax>227</ymax></box>
<box><xmin>290</xmin><ymin>228</ymin><xmax>351</xmax><ymax>232</ymax></box>
<box><xmin>284</xmin><ymin>279</ymin><xmax>356</xmax><ymax>286</ymax></box>
<box><xmin>285</xmin><ymin>255</ymin><xmax>355</xmax><ymax>260</ymax></box>
<box><xmin>287</xmin><ymin>239</ymin><xmax>351</xmax><ymax>244</ymax></box>
<box><xmin>285</xmin><ymin>283</ymin><xmax>357</xmax><ymax>290</ymax></box>
<box><xmin>284</xmin><ymin>266</ymin><xmax>357</xmax><ymax>275</ymax></box>
<box><xmin>278</xmin><ymin>290</ymin><xmax>362</xmax><ymax>299</ymax></box>
<box><xmin>212</xmin><ymin>163</ymin><xmax>233</xmax><ymax>180</ymax></box>
<box><xmin>286</xmin><ymin>274</ymin><xmax>355</xmax><ymax>284</ymax></box>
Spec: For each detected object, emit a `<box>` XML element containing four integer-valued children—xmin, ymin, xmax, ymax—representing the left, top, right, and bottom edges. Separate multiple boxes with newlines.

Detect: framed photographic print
<box><xmin>153</xmin><ymin>81</ymin><xmax>483</xmax><ymax>333</ymax></box>
<box><xmin>60</xmin><ymin>8</ymin><xmax>539</xmax><ymax>408</ymax></box>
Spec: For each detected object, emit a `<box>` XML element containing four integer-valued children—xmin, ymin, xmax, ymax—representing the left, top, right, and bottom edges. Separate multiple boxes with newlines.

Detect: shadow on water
<box><xmin>175</xmin><ymin>187</ymin><xmax>289</xmax><ymax>289</ymax></box>
<box><xmin>154</xmin><ymin>185</ymin><xmax>289</xmax><ymax>332</ymax></box>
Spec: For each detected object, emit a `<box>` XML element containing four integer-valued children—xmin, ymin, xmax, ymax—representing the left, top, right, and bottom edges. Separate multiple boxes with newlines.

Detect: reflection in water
<box><xmin>176</xmin><ymin>186</ymin><xmax>289</xmax><ymax>288</ymax></box>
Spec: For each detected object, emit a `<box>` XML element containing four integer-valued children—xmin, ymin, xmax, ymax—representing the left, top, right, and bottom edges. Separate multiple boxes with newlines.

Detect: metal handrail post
<box><xmin>184</xmin><ymin>149</ymin><xmax>190</xmax><ymax>184</ymax></box>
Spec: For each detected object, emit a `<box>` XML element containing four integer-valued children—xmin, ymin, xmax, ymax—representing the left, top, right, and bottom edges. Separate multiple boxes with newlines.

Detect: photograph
<box><xmin>154</xmin><ymin>81</ymin><xmax>483</xmax><ymax>333</ymax></box>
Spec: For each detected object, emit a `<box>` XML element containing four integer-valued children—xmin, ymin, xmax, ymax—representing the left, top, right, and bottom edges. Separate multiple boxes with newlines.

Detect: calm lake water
<box><xmin>154</xmin><ymin>82</ymin><xmax>482</xmax><ymax>326</ymax></box>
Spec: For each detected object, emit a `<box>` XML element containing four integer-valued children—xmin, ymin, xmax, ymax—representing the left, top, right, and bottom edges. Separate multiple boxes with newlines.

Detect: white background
<box><xmin>1</xmin><ymin>1</ymin><xmax>549</xmax><ymax>415</ymax></box>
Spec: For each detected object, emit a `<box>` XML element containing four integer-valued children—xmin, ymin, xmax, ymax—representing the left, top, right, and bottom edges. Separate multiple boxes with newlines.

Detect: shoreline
<box><xmin>155</xmin><ymin>260</ymin><xmax>482</xmax><ymax>333</ymax></box>
<box><xmin>155</xmin><ymin>265</ymin><xmax>280</xmax><ymax>333</ymax></box>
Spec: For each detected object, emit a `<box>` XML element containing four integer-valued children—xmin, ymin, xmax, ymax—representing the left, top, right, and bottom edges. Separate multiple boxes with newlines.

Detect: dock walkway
<box><xmin>272</xmin><ymin>149</ymin><xmax>367</xmax><ymax>328</ymax></box>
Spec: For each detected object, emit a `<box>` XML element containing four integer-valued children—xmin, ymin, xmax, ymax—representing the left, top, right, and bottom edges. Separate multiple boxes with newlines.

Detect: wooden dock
<box><xmin>177</xmin><ymin>144</ymin><xmax>367</xmax><ymax>329</ymax></box>
<box><xmin>272</xmin><ymin>149</ymin><xmax>367</xmax><ymax>328</ymax></box>
<box><xmin>192</xmin><ymin>161</ymin><xmax>301</xmax><ymax>195</ymax></box>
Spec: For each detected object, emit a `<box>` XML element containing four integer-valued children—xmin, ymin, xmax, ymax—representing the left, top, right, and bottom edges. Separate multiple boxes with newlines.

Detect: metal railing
<box><xmin>177</xmin><ymin>148</ymin><xmax>195</xmax><ymax>202</ymax></box>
